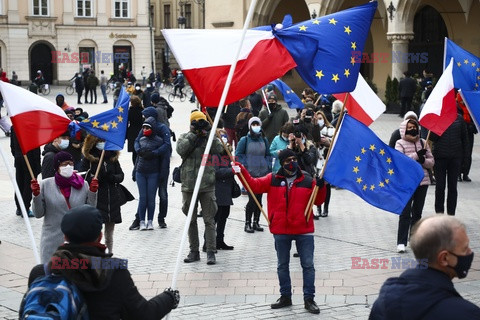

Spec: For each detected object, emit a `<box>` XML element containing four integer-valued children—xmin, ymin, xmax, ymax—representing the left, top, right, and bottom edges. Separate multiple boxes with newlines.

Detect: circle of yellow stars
<box><xmin>296</xmin><ymin>15</ymin><xmax>354</xmax><ymax>85</ymax></box>
<box><xmin>352</xmin><ymin>145</ymin><xmax>395</xmax><ymax>192</ymax></box>
<box><xmin>454</xmin><ymin>57</ymin><xmax>480</xmax><ymax>90</ymax></box>
<box><xmin>82</xmin><ymin>106</ymin><xmax>125</xmax><ymax>132</ymax></box>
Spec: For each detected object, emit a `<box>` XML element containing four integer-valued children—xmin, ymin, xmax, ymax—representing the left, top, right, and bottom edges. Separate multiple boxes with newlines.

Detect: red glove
<box><xmin>89</xmin><ymin>178</ymin><xmax>99</xmax><ymax>193</ymax></box>
<box><xmin>31</xmin><ymin>179</ymin><xmax>40</xmax><ymax>196</ymax></box>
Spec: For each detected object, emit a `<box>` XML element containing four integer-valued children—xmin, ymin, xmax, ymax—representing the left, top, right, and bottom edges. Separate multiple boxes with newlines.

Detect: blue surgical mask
<box><xmin>96</xmin><ymin>142</ymin><xmax>105</xmax><ymax>150</ymax></box>
<box><xmin>251</xmin><ymin>126</ymin><xmax>261</xmax><ymax>134</ymax></box>
<box><xmin>58</xmin><ymin>139</ymin><xmax>69</xmax><ymax>150</ymax></box>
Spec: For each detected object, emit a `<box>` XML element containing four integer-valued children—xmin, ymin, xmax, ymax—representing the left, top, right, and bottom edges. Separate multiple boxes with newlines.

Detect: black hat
<box><xmin>53</xmin><ymin>151</ymin><xmax>73</xmax><ymax>171</ymax></box>
<box><xmin>61</xmin><ymin>205</ymin><xmax>103</xmax><ymax>244</ymax></box>
<box><xmin>151</xmin><ymin>92</ymin><xmax>160</xmax><ymax>104</ymax></box>
<box><xmin>267</xmin><ymin>94</ymin><xmax>277</xmax><ymax>102</ymax></box>
<box><xmin>278</xmin><ymin>149</ymin><xmax>296</xmax><ymax>164</ymax></box>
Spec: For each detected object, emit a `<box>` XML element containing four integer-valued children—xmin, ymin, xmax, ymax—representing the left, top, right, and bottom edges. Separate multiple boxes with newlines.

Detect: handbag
<box><xmin>231</xmin><ymin>179</ymin><xmax>241</xmax><ymax>198</ymax></box>
<box><xmin>117</xmin><ymin>183</ymin><xmax>134</xmax><ymax>206</ymax></box>
<box><xmin>172</xmin><ymin>164</ymin><xmax>182</xmax><ymax>183</ymax></box>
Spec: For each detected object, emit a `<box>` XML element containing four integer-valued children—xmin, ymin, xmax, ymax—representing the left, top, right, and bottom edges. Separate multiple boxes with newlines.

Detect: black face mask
<box><xmin>405</xmin><ymin>129</ymin><xmax>418</xmax><ymax>137</ymax></box>
<box><xmin>268</xmin><ymin>103</ymin><xmax>276</xmax><ymax>110</ymax></box>
<box><xmin>449</xmin><ymin>251</ymin><xmax>474</xmax><ymax>279</ymax></box>
<box><xmin>282</xmin><ymin>161</ymin><xmax>298</xmax><ymax>176</ymax></box>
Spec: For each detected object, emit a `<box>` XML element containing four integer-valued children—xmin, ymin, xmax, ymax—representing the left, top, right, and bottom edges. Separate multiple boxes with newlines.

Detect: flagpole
<box><xmin>94</xmin><ymin>150</ymin><xmax>106</xmax><ymax>179</ymax></box>
<box><xmin>205</xmin><ymin>112</ymin><xmax>269</xmax><ymax>225</ymax></box>
<box><xmin>261</xmin><ymin>88</ymin><xmax>271</xmax><ymax>114</ymax></box>
<box><xmin>0</xmin><ymin>146</ymin><xmax>40</xmax><ymax>263</ymax></box>
<box><xmin>23</xmin><ymin>155</ymin><xmax>35</xmax><ymax>180</ymax></box>
<box><xmin>167</xmin><ymin>0</ymin><xmax>260</xmax><ymax>314</ymax></box>
<box><xmin>305</xmin><ymin>93</ymin><xmax>350</xmax><ymax>221</ymax></box>
<box><xmin>424</xmin><ymin>130</ymin><xmax>431</xmax><ymax>146</ymax></box>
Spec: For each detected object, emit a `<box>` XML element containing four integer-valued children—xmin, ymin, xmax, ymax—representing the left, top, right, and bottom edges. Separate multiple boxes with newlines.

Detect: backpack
<box><xmin>20</xmin><ymin>265</ymin><xmax>89</xmax><ymax>320</ymax></box>
<box><xmin>158</xmin><ymin>96</ymin><xmax>174</xmax><ymax>119</ymax></box>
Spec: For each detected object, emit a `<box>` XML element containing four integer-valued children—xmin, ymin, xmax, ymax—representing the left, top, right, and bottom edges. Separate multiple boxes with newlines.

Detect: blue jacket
<box><xmin>235</xmin><ymin>132</ymin><xmax>271</xmax><ymax>177</ymax></box>
<box><xmin>134</xmin><ymin>117</ymin><xmax>165</xmax><ymax>174</ymax></box>
<box><xmin>269</xmin><ymin>135</ymin><xmax>289</xmax><ymax>173</ymax></box>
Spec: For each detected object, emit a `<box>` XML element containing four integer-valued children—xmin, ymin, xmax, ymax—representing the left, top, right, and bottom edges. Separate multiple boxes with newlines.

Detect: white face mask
<box><xmin>58</xmin><ymin>139</ymin><xmax>69</xmax><ymax>150</ymax></box>
<box><xmin>96</xmin><ymin>142</ymin><xmax>105</xmax><ymax>150</ymax></box>
<box><xmin>135</xmin><ymin>86</ymin><xmax>141</xmax><ymax>90</ymax></box>
<box><xmin>251</xmin><ymin>126</ymin><xmax>261</xmax><ymax>134</ymax></box>
<box><xmin>302</xmin><ymin>138</ymin><xmax>306</xmax><ymax>144</ymax></box>
<box><xmin>318</xmin><ymin>119</ymin><xmax>324</xmax><ymax>127</ymax></box>
<box><xmin>146</xmin><ymin>84</ymin><xmax>151</xmax><ymax>88</ymax></box>
<box><xmin>59</xmin><ymin>165</ymin><xmax>74</xmax><ymax>178</ymax></box>
<box><xmin>221</xmin><ymin>136</ymin><xmax>228</xmax><ymax>144</ymax></box>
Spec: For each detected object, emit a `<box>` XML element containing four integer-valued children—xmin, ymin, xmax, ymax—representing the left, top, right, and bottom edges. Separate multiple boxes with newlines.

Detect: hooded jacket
<box><xmin>25</xmin><ymin>243</ymin><xmax>176</xmax><ymax>319</ymax></box>
<box><xmin>140</xmin><ymin>107</ymin><xmax>172</xmax><ymax>153</ymax></box>
<box><xmin>238</xmin><ymin>163</ymin><xmax>326</xmax><ymax>235</ymax></box>
<box><xmin>395</xmin><ymin>120</ymin><xmax>434</xmax><ymax>186</ymax></box>
<box><xmin>81</xmin><ymin>135</ymin><xmax>124</xmax><ymax>223</ymax></box>
<box><xmin>369</xmin><ymin>267</ymin><xmax>480</xmax><ymax>320</ymax></box>
<box><xmin>134</xmin><ymin>116</ymin><xmax>165</xmax><ymax>174</ymax></box>
<box><xmin>41</xmin><ymin>143</ymin><xmax>62</xmax><ymax>179</ymax></box>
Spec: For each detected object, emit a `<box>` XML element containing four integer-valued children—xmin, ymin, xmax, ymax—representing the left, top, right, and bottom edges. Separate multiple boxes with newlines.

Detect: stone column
<box><xmin>386</xmin><ymin>33</ymin><xmax>414</xmax><ymax>81</ymax></box>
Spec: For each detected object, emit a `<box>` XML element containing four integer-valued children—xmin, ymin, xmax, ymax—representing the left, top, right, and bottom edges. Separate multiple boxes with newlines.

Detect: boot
<box><xmin>304</xmin><ymin>298</ymin><xmax>320</xmax><ymax>314</ymax></box>
<box><xmin>217</xmin><ymin>240</ymin><xmax>234</xmax><ymax>250</ymax></box>
<box><xmin>253</xmin><ymin>221</ymin><xmax>264</xmax><ymax>232</ymax></box>
<box><xmin>183</xmin><ymin>251</ymin><xmax>200</xmax><ymax>263</ymax></box>
<box><xmin>244</xmin><ymin>222</ymin><xmax>254</xmax><ymax>233</ymax></box>
<box><xmin>207</xmin><ymin>251</ymin><xmax>216</xmax><ymax>265</ymax></box>
<box><xmin>271</xmin><ymin>295</ymin><xmax>292</xmax><ymax>309</ymax></box>
<box><xmin>202</xmin><ymin>243</ymin><xmax>217</xmax><ymax>253</ymax></box>
<box><xmin>129</xmin><ymin>219</ymin><xmax>140</xmax><ymax>230</ymax></box>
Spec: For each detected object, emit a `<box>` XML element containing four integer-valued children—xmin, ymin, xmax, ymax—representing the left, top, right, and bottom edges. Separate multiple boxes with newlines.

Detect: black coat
<box><xmin>25</xmin><ymin>244</ymin><xmax>175</xmax><ymax>320</ymax></box>
<box><xmin>370</xmin><ymin>267</ymin><xmax>480</xmax><ymax>320</ymax></box>
<box><xmin>126</xmin><ymin>105</ymin><xmax>144</xmax><ymax>152</ymax></box>
<box><xmin>10</xmin><ymin>126</ymin><xmax>41</xmax><ymax>175</ymax></box>
<box><xmin>41</xmin><ymin>143</ymin><xmax>61</xmax><ymax>179</ymax></box>
<box><xmin>399</xmin><ymin>76</ymin><xmax>417</xmax><ymax>98</ymax></box>
<box><xmin>213</xmin><ymin>153</ymin><xmax>234</xmax><ymax>206</ymax></box>
<box><xmin>431</xmin><ymin>114</ymin><xmax>469</xmax><ymax>159</ymax></box>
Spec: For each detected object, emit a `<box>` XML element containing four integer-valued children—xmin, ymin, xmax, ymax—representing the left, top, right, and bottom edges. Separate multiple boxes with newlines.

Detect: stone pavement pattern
<box><xmin>0</xmin><ymin>87</ymin><xmax>480</xmax><ymax>319</ymax></box>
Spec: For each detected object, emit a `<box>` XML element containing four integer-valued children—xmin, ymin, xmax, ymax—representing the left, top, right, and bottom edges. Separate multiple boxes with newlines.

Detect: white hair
<box><xmin>332</xmin><ymin>100</ymin><xmax>344</xmax><ymax>114</ymax></box>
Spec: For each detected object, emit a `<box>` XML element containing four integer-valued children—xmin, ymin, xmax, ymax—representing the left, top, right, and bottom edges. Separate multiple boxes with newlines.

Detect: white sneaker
<box><xmin>147</xmin><ymin>220</ymin><xmax>154</xmax><ymax>230</ymax></box>
<box><xmin>397</xmin><ymin>244</ymin><xmax>406</xmax><ymax>253</ymax></box>
<box><xmin>139</xmin><ymin>221</ymin><xmax>147</xmax><ymax>231</ymax></box>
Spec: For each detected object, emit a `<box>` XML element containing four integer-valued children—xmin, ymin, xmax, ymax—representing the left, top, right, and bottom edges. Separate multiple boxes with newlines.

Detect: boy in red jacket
<box><xmin>232</xmin><ymin>149</ymin><xmax>326</xmax><ymax>314</ymax></box>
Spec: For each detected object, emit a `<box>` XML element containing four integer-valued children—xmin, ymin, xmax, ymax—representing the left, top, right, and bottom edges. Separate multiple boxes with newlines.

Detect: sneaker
<box><xmin>27</xmin><ymin>210</ymin><xmax>35</xmax><ymax>218</ymax></box>
<box><xmin>207</xmin><ymin>251</ymin><xmax>216</xmax><ymax>265</ymax></box>
<box><xmin>304</xmin><ymin>298</ymin><xmax>320</xmax><ymax>314</ymax></box>
<box><xmin>271</xmin><ymin>296</ymin><xmax>292</xmax><ymax>309</ymax></box>
<box><xmin>159</xmin><ymin>221</ymin><xmax>167</xmax><ymax>229</ymax></box>
<box><xmin>397</xmin><ymin>244</ymin><xmax>406</xmax><ymax>253</ymax></box>
<box><xmin>129</xmin><ymin>219</ymin><xmax>140</xmax><ymax>230</ymax></box>
<box><xmin>146</xmin><ymin>220</ymin><xmax>154</xmax><ymax>230</ymax></box>
<box><xmin>139</xmin><ymin>221</ymin><xmax>147</xmax><ymax>231</ymax></box>
<box><xmin>16</xmin><ymin>209</ymin><xmax>21</xmax><ymax>216</ymax></box>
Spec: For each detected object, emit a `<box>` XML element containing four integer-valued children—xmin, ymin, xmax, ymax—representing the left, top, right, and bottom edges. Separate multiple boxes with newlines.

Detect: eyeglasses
<box><xmin>284</xmin><ymin>157</ymin><xmax>297</xmax><ymax>164</ymax></box>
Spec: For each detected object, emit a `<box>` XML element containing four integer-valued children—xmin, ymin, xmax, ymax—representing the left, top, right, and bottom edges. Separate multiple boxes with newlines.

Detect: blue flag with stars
<box><xmin>269</xmin><ymin>79</ymin><xmax>303</xmax><ymax>109</ymax></box>
<box><xmin>460</xmin><ymin>90</ymin><xmax>480</xmax><ymax>132</ymax></box>
<box><xmin>78</xmin><ymin>87</ymin><xmax>129</xmax><ymax>150</ymax></box>
<box><xmin>445</xmin><ymin>38</ymin><xmax>480</xmax><ymax>91</ymax></box>
<box><xmin>272</xmin><ymin>2</ymin><xmax>377</xmax><ymax>94</ymax></box>
<box><xmin>323</xmin><ymin>114</ymin><xmax>424</xmax><ymax>214</ymax></box>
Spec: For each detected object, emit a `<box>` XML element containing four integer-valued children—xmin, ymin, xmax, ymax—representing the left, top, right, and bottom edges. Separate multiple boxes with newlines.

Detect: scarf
<box><xmin>55</xmin><ymin>172</ymin><xmax>85</xmax><ymax>199</ymax></box>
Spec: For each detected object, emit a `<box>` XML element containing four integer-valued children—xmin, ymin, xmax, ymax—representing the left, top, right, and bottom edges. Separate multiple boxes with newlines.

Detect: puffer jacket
<box><xmin>239</xmin><ymin>164</ymin><xmax>326</xmax><ymax>235</ymax></box>
<box><xmin>81</xmin><ymin>135</ymin><xmax>125</xmax><ymax>223</ymax></box>
<box><xmin>176</xmin><ymin>131</ymin><xmax>223</xmax><ymax>192</ymax></box>
<box><xmin>134</xmin><ymin>117</ymin><xmax>164</xmax><ymax>174</ymax></box>
<box><xmin>140</xmin><ymin>107</ymin><xmax>172</xmax><ymax>153</ymax></box>
<box><xmin>395</xmin><ymin>120</ymin><xmax>434</xmax><ymax>186</ymax></box>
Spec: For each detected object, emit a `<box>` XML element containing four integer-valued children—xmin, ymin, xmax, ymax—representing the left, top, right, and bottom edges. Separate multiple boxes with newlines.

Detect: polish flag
<box><xmin>419</xmin><ymin>59</ymin><xmax>457</xmax><ymax>136</ymax></box>
<box><xmin>333</xmin><ymin>74</ymin><xmax>386</xmax><ymax>126</ymax></box>
<box><xmin>0</xmin><ymin>81</ymin><xmax>71</xmax><ymax>154</ymax></box>
<box><xmin>162</xmin><ymin>29</ymin><xmax>296</xmax><ymax>107</ymax></box>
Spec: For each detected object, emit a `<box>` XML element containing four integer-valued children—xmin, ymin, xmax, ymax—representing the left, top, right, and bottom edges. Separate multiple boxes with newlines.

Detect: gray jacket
<box><xmin>32</xmin><ymin>177</ymin><xmax>97</xmax><ymax>263</ymax></box>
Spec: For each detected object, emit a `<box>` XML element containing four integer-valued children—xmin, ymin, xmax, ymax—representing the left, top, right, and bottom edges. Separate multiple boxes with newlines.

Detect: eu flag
<box><xmin>78</xmin><ymin>87</ymin><xmax>129</xmax><ymax>150</ymax></box>
<box><xmin>460</xmin><ymin>90</ymin><xmax>480</xmax><ymax>132</ymax></box>
<box><xmin>445</xmin><ymin>38</ymin><xmax>480</xmax><ymax>91</ymax></box>
<box><xmin>323</xmin><ymin>115</ymin><xmax>424</xmax><ymax>214</ymax></box>
<box><xmin>269</xmin><ymin>79</ymin><xmax>303</xmax><ymax>109</ymax></box>
<box><xmin>273</xmin><ymin>2</ymin><xmax>377</xmax><ymax>94</ymax></box>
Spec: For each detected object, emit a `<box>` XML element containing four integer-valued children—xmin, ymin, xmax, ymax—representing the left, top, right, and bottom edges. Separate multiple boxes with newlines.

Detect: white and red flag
<box><xmin>333</xmin><ymin>74</ymin><xmax>386</xmax><ymax>126</ymax></box>
<box><xmin>0</xmin><ymin>81</ymin><xmax>71</xmax><ymax>154</ymax></box>
<box><xmin>419</xmin><ymin>58</ymin><xmax>457</xmax><ymax>136</ymax></box>
<box><xmin>162</xmin><ymin>29</ymin><xmax>296</xmax><ymax>106</ymax></box>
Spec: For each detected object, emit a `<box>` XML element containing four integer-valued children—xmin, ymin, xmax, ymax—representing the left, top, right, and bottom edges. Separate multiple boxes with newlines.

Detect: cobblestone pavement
<box><xmin>0</xmin><ymin>87</ymin><xmax>479</xmax><ymax>319</ymax></box>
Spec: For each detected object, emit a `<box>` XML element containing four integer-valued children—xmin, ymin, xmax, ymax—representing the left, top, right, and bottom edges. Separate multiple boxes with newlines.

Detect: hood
<box><xmin>42</xmin><ymin>143</ymin><xmax>60</xmax><ymax>156</ymax></box>
<box><xmin>82</xmin><ymin>135</ymin><xmax>119</xmax><ymax>163</ymax></box>
<box><xmin>399</xmin><ymin>119</ymin><xmax>420</xmax><ymax>142</ymax></box>
<box><xmin>49</xmin><ymin>243</ymin><xmax>115</xmax><ymax>292</ymax></box>
<box><xmin>56</xmin><ymin>93</ymin><xmax>65</xmax><ymax>99</ymax></box>
<box><xmin>142</xmin><ymin>106</ymin><xmax>158</xmax><ymax>119</ymax></box>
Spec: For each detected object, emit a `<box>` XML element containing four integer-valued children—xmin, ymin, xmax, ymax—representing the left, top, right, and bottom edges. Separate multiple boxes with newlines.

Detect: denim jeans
<box><xmin>136</xmin><ymin>172</ymin><xmax>159</xmax><ymax>221</ymax></box>
<box><xmin>100</xmin><ymin>84</ymin><xmax>107</xmax><ymax>102</ymax></box>
<box><xmin>273</xmin><ymin>234</ymin><xmax>315</xmax><ymax>299</ymax></box>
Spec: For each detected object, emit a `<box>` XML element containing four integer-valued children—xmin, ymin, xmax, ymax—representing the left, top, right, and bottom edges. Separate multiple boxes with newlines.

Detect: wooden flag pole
<box><xmin>424</xmin><ymin>130</ymin><xmax>431</xmax><ymax>146</ymax></box>
<box><xmin>23</xmin><ymin>154</ymin><xmax>35</xmax><ymax>180</ymax></box>
<box><xmin>304</xmin><ymin>93</ymin><xmax>350</xmax><ymax>221</ymax></box>
<box><xmin>94</xmin><ymin>149</ymin><xmax>106</xmax><ymax>179</ymax></box>
<box><xmin>205</xmin><ymin>112</ymin><xmax>269</xmax><ymax>225</ymax></box>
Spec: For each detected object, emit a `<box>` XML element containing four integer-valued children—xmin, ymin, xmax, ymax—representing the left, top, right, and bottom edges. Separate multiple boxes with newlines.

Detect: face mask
<box><xmin>251</xmin><ymin>126</ymin><xmax>261</xmax><ymax>134</ymax></box>
<box><xmin>221</xmin><ymin>135</ymin><xmax>228</xmax><ymax>144</ymax></box>
<box><xmin>406</xmin><ymin>129</ymin><xmax>418</xmax><ymax>136</ymax></box>
<box><xmin>281</xmin><ymin>136</ymin><xmax>289</xmax><ymax>142</ymax></box>
<box><xmin>96</xmin><ymin>142</ymin><xmax>105</xmax><ymax>150</ymax></box>
<box><xmin>449</xmin><ymin>251</ymin><xmax>474</xmax><ymax>279</ymax></box>
<box><xmin>283</xmin><ymin>161</ymin><xmax>298</xmax><ymax>175</ymax></box>
<box><xmin>268</xmin><ymin>103</ymin><xmax>276</xmax><ymax>110</ymax></box>
<box><xmin>77</xmin><ymin>75</ymin><xmax>81</xmax><ymax>78</ymax></box>
<box><xmin>146</xmin><ymin>84</ymin><xmax>151</xmax><ymax>88</ymax></box>
<box><xmin>302</xmin><ymin>138</ymin><xmax>306</xmax><ymax>144</ymax></box>
<box><xmin>143</xmin><ymin>128</ymin><xmax>153</xmax><ymax>136</ymax></box>
<box><xmin>135</xmin><ymin>86</ymin><xmax>141</xmax><ymax>91</ymax></box>
<box><xmin>58</xmin><ymin>139</ymin><xmax>69</xmax><ymax>150</ymax></box>
<box><xmin>318</xmin><ymin>120</ymin><xmax>324</xmax><ymax>127</ymax></box>
<box><xmin>59</xmin><ymin>165</ymin><xmax>74</xmax><ymax>178</ymax></box>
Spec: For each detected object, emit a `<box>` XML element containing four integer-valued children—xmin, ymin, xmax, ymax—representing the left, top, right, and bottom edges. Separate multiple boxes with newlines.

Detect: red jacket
<box><xmin>239</xmin><ymin>164</ymin><xmax>326</xmax><ymax>235</ymax></box>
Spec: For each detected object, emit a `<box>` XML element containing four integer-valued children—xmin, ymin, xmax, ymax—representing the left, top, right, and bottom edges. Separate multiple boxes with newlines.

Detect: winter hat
<box><xmin>267</xmin><ymin>94</ymin><xmax>277</xmax><ymax>102</ymax></box>
<box><xmin>278</xmin><ymin>149</ymin><xmax>296</xmax><ymax>164</ymax></box>
<box><xmin>248</xmin><ymin>116</ymin><xmax>262</xmax><ymax>128</ymax></box>
<box><xmin>151</xmin><ymin>92</ymin><xmax>160</xmax><ymax>104</ymax></box>
<box><xmin>190</xmin><ymin>111</ymin><xmax>206</xmax><ymax>123</ymax></box>
<box><xmin>403</xmin><ymin>111</ymin><xmax>418</xmax><ymax>121</ymax></box>
<box><xmin>53</xmin><ymin>151</ymin><xmax>73</xmax><ymax>171</ymax></box>
<box><xmin>61</xmin><ymin>205</ymin><xmax>103</xmax><ymax>244</ymax></box>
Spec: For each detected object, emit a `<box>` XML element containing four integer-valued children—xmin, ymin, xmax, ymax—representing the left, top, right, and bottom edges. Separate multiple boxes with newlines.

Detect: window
<box><xmin>113</xmin><ymin>0</ymin><xmax>129</xmax><ymax>18</ymax></box>
<box><xmin>33</xmin><ymin>0</ymin><xmax>49</xmax><ymax>16</ymax></box>
<box><xmin>185</xmin><ymin>4</ymin><xmax>191</xmax><ymax>29</ymax></box>
<box><xmin>77</xmin><ymin>0</ymin><xmax>92</xmax><ymax>17</ymax></box>
<box><xmin>164</xmin><ymin>4</ymin><xmax>170</xmax><ymax>28</ymax></box>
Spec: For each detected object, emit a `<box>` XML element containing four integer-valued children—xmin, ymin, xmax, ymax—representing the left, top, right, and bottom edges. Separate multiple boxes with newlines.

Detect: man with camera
<box><xmin>176</xmin><ymin>111</ymin><xmax>223</xmax><ymax>265</ymax></box>
<box><xmin>259</xmin><ymin>94</ymin><xmax>290</xmax><ymax>143</ymax></box>
<box><xmin>287</xmin><ymin>124</ymin><xmax>318</xmax><ymax>178</ymax></box>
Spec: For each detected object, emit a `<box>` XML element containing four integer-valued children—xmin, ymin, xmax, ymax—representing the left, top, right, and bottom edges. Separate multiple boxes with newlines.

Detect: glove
<box><xmin>31</xmin><ymin>179</ymin><xmax>40</xmax><ymax>196</ymax></box>
<box><xmin>164</xmin><ymin>287</ymin><xmax>180</xmax><ymax>309</ymax></box>
<box><xmin>231</xmin><ymin>162</ymin><xmax>241</xmax><ymax>174</ymax></box>
<box><xmin>142</xmin><ymin>150</ymin><xmax>154</xmax><ymax>160</ymax></box>
<box><xmin>194</xmin><ymin>136</ymin><xmax>206</xmax><ymax>148</ymax></box>
<box><xmin>89</xmin><ymin>178</ymin><xmax>99</xmax><ymax>193</ymax></box>
<box><xmin>137</xmin><ymin>148</ymin><xmax>146</xmax><ymax>157</ymax></box>
<box><xmin>417</xmin><ymin>155</ymin><xmax>425</xmax><ymax>164</ymax></box>
<box><xmin>170</xmin><ymin>130</ymin><xmax>176</xmax><ymax>142</ymax></box>
<box><xmin>268</xmin><ymin>112</ymin><xmax>274</xmax><ymax>119</ymax></box>
<box><xmin>416</xmin><ymin>149</ymin><xmax>427</xmax><ymax>157</ymax></box>
<box><xmin>316</xmin><ymin>177</ymin><xmax>325</xmax><ymax>188</ymax></box>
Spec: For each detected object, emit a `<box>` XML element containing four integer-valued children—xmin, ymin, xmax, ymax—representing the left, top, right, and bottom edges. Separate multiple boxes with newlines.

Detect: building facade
<box><xmin>0</xmin><ymin>0</ymin><xmax>152</xmax><ymax>84</ymax></box>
